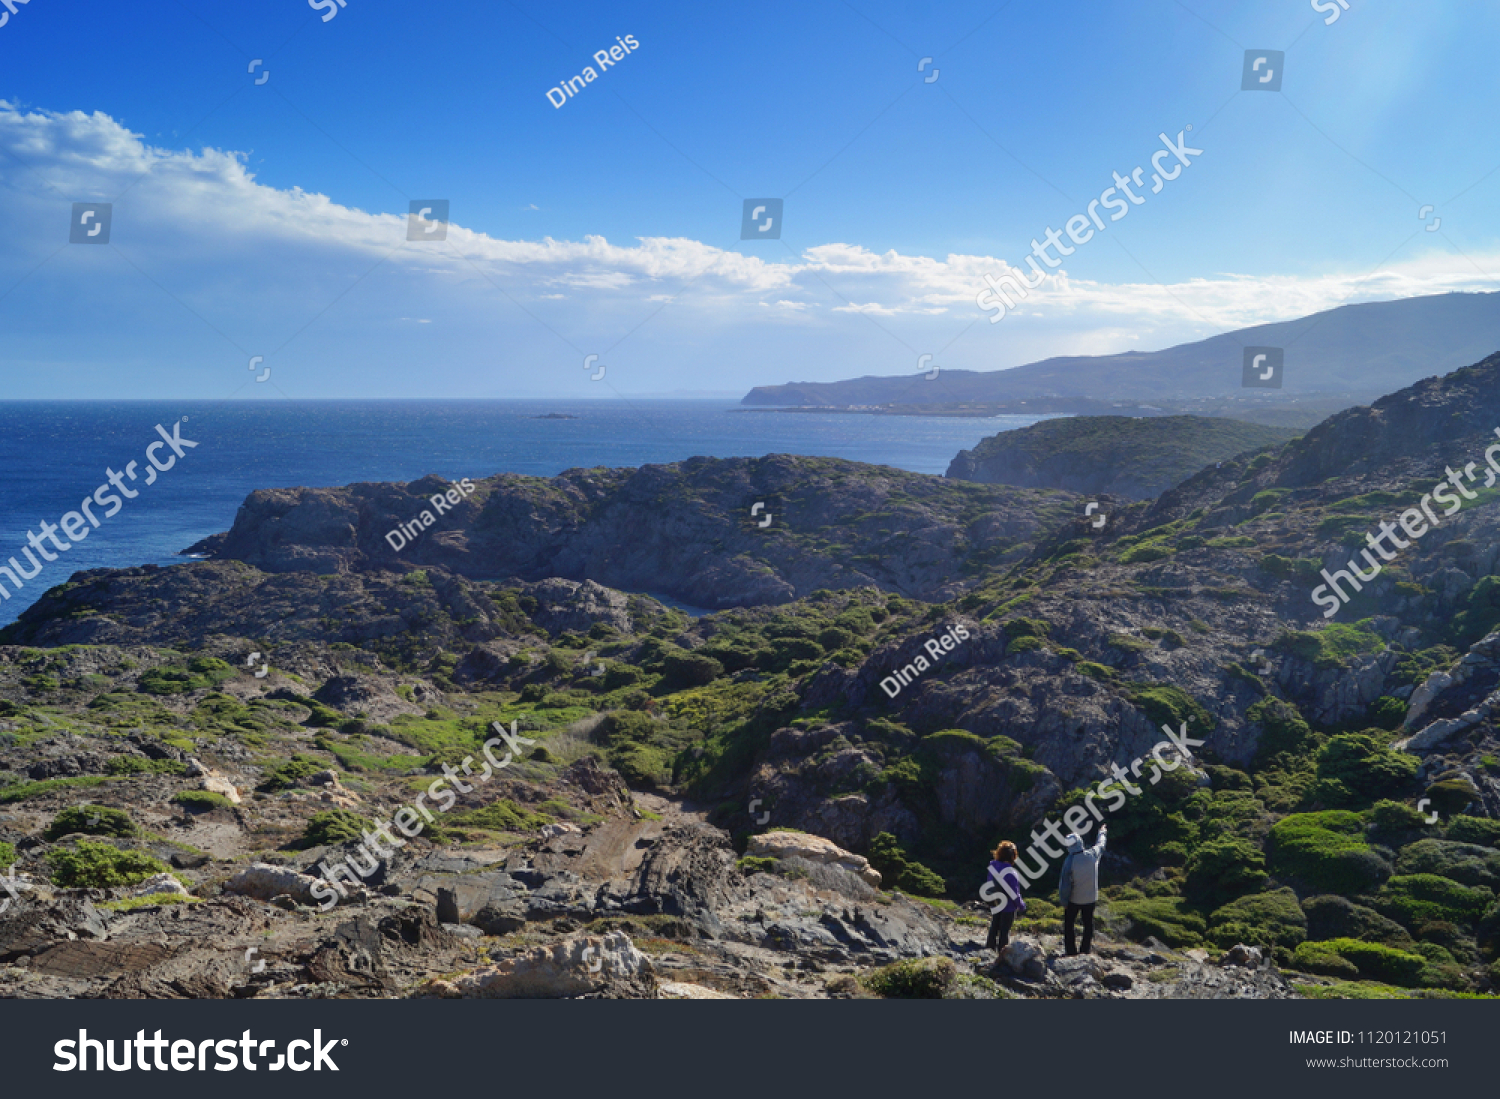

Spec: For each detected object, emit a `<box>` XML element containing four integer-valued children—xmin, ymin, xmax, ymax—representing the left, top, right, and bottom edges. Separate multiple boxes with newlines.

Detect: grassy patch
<box><xmin>173</xmin><ymin>790</ymin><xmax>235</xmax><ymax>812</ymax></box>
<box><xmin>99</xmin><ymin>893</ymin><xmax>201</xmax><ymax>912</ymax></box>
<box><xmin>0</xmin><ymin>775</ymin><xmax>114</xmax><ymax>804</ymax></box>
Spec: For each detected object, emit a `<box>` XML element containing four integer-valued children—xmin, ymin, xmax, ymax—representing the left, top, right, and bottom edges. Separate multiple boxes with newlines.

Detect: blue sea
<box><xmin>0</xmin><ymin>400</ymin><xmax>1056</xmax><ymax>626</ymax></box>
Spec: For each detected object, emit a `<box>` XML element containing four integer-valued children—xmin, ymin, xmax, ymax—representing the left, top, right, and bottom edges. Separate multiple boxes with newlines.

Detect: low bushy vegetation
<box><xmin>867</xmin><ymin>832</ymin><xmax>946</xmax><ymax>897</ymax></box>
<box><xmin>44</xmin><ymin>804</ymin><xmax>136</xmax><ymax>841</ymax></box>
<box><xmin>300</xmin><ymin>809</ymin><xmax>370</xmax><ymax>847</ymax></box>
<box><xmin>173</xmin><ymin>790</ymin><xmax>235</xmax><ymax>812</ymax></box>
<box><xmin>47</xmin><ymin>841</ymin><xmax>168</xmax><ymax>888</ymax></box>
<box><xmin>860</xmin><ymin>956</ymin><xmax>957</xmax><ymax>999</ymax></box>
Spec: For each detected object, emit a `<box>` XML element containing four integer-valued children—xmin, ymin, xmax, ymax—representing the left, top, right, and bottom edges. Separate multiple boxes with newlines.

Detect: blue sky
<box><xmin>1</xmin><ymin>0</ymin><xmax>1496</xmax><ymax>398</ymax></box>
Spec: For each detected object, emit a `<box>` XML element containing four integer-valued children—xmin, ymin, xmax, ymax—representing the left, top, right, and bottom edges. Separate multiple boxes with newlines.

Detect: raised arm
<box><xmin>1090</xmin><ymin>824</ymin><xmax>1108</xmax><ymax>858</ymax></box>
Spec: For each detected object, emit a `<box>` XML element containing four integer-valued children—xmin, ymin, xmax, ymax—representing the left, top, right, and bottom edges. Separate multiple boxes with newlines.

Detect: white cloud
<box><xmin>2</xmin><ymin>100</ymin><xmax>1499</xmax><ymax>397</ymax></box>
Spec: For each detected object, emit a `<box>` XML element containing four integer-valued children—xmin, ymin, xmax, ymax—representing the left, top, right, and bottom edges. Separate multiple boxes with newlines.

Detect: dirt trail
<box><xmin>630</xmin><ymin>791</ymin><xmax>709</xmax><ymax>826</ymax></box>
<box><xmin>558</xmin><ymin>790</ymin><xmax>711</xmax><ymax>882</ymax></box>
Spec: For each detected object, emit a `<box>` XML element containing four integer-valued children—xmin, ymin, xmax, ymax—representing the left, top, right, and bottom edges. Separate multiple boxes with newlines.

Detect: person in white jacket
<box><xmin>1056</xmin><ymin>824</ymin><xmax>1107</xmax><ymax>956</ymax></box>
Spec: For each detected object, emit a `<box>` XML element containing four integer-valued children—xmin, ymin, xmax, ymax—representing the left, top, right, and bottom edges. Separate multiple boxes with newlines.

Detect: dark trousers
<box><xmin>986</xmin><ymin>910</ymin><xmax>1015</xmax><ymax>952</ymax></box>
<box><xmin>1064</xmin><ymin>902</ymin><xmax>1096</xmax><ymax>955</ymax></box>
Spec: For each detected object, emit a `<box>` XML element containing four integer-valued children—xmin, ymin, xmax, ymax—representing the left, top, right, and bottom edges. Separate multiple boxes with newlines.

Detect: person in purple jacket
<box><xmin>983</xmin><ymin>840</ymin><xmax>1027</xmax><ymax>957</ymax></box>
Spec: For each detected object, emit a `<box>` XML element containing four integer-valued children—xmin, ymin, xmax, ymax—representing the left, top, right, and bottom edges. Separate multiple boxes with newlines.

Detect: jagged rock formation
<box><xmin>174</xmin><ymin>456</ymin><xmax>1075</xmax><ymax>610</ymax></box>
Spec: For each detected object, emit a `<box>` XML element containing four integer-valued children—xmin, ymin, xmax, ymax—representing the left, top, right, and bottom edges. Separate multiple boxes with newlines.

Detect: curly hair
<box><xmin>992</xmin><ymin>840</ymin><xmax>1018</xmax><ymax>862</ymax></box>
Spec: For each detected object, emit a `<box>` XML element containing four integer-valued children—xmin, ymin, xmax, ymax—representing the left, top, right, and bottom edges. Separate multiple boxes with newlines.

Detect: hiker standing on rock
<box><xmin>1058</xmin><ymin>824</ymin><xmax>1107</xmax><ymax>956</ymax></box>
<box><xmin>984</xmin><ymin>840</ymin><xmax>1026</xmax><ymax>957</ymax></box>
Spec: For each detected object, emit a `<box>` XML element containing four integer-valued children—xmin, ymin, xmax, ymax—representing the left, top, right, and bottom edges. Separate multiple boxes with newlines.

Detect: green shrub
<box><xmin>173</xmin><ymin>790</ymin><xmax>234</xmax><ymax>812</ymax></box>
<box><xmin>1447</xmin><ymin>816</ymin><xmax>1500</xmax><ymax>847</ymax></box>
<box><xmin>47</xmin><ymin>840</ymin><xmax>168</xmax><ymax>888</ymax></box>
<box><xmin>818</xmin><ymin>627</ymin><xmax>858</xmax><ymax>651</ymax></box>
<box><xmin>1425</xmin><ymin>776</ymin><xmax>1481</xmax><ymax>816</ymax></box>
<box><xmin>1249</xmin><ymin>697</ymin><xmax>1315</xmax><ymax>764</ymax></box>
<box><xmin>301</xmin><ymin>699</ymin><xmax>344</xmax><ymax>728</ymax></box>
<box><xmin>1367</xmin><ymin>696</ymin><xmax>1407</xmax><ymax>730</ymax></box>
<box><xmin>1372</xmin><ymin>874</ymin><xmax>1494</xmax><ymax>929</ymax></box>
<box><xmin>1120</xmin><ymin>542</ymin><xmax>1174</xmax><ymax>564</ymax></box>
<box><xmin>1310</xmin><ymin>732</ymin><xmax>1418</xmax><ymax>807</ymax></box>
<box><xmin>1478</xmin><ymin>901</ymin><xmax>1500</xmax><ymax>955</ymax></box>
<box><xmin>1270</xmin><ymin>811</ymin><xmax>1391</xmax><ymax>894</ymax></box>
<box><xmin>443</xmin><ymin>799</ymin><xmax>552</xmax><ymax>833</ymax></box>
<box><xmin>1184</xmin><ymin>837</ymin><xmax>1267</xmax><ymax>908</ymax></box>
<box><xmin>602</xmin><ymin>664</ymin><xmax>643</xmax><ymax>690</ymax></box>
<box><xmin>1208</xmin><ymin>887</ymin><xmax>1307</xmax><ymax>950</ymax></box>
<box><xmin>1251</xmin><ymin>488</ymin><xmax>1290</xmax><ymax>515</ymax></box>
<box><xmin>868</xmin><ymin>832</ymin><xmax>946</xmax><ymax>897</ymax></box>
<box><xmin>737</xmin><ymin>856</ymin><xmax>778</xmax><ymax>875</ymax></box>
<box><xmin>1415</xmin><ymin>921</ymin><xmax>1475</xmax><ymax>964</ymax></box>
<box><xmin>1394</xmin><ymin>839</ymin><xmax>1500</xmax><ymax>890</ymax></box>
<box><xmin>259</xmin><ymin>754</ymin><xmax>328</xmax><ymax>792</ymax></box>
<box><xmin>1290</xmin><ymin>941</ymin><xmax>1360</xmax><ymax>979</ymax></box>
<box><xmin>137</xmin><ymin>656</ymin><xmax>235</xmax><ymax>696</ymax></box>
<box><xmin>1274</xmin><ymin>621</ymin><xmax>1384</xmax><ymax>669</ymax></box>
<box><xmin>44</xmin><ymin>804</ymin><xmax>136</xmax><ymax>841</ymax></box>
<box><xmin>1258</xmin><ymin>553</ymin><xmax>1295</xmax><ymax>578</ymax></box>
<box><xmin>1370</xmin><ymin>799</ymin><xmax>1427</xmax><ymax>833</ymax></box>
<box><xmin>0</xmin><ymin>841</ymin><xmax>14</xmax><ymax>869</ymax></box>
<box><xmin>1449</xmin><ymin>575</ymin><xmax>1500</xmax><ymax>646</ymax></box>
<box><xmin>1002</xmin><ymin>618</ymin><xmax>1050</xmax><ymax>640</ymax></box>
<box><xmin>301</xmin><ymin>809</ymin><xmax>370</xmax><ymax>847</ymax></box>
<box><xmin>1292</xmin><ymin>938</ymin><xmax>1426</xmax><ymax>986</ymax></box>
<box><xmin>860</xmin><ymin>956</ymin><xmax>957</xmax><ymax>999</ymax></box>
<box><xmin>1126</xmin><ymin>683</ymin><xmax>1212</xmax><ymax>731</ymax></box>
<box><xmin>1301</xmin><ymin>895</ymin><xmax>1414</xmax><ymax>948</ymax></box>
<box><xmin>660</xmin><ymin>652</ymin><xmax>724</xmax><ymax>689</ymax></box>
<box><xmin>1110</xmin><ymin>896</ymin><xmax>1206</xmax><ymax>947</ymax></box>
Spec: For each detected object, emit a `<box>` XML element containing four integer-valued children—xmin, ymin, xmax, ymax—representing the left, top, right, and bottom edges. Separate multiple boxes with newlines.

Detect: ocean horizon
<box><xmin>0</xmin><ymin>400</ymin><xmax>1058</xmax><ymax>627</ymax></box>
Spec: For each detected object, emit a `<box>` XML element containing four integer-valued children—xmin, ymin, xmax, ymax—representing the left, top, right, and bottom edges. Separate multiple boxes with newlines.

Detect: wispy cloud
<box><xmin>1</xmin><ymin>101</ymin><xmax>1496</xmax><ymax>398</ymax></box>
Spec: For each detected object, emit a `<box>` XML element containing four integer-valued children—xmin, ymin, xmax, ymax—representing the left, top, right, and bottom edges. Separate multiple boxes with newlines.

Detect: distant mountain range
<box><xmin>741</xmin><ymin>291</ymin><xmax>1500</xmax><ymax>406</ymax></box>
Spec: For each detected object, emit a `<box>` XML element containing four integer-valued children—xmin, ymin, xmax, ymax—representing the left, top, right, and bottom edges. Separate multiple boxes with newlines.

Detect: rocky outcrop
<box><xmin>746</xmin><ymin>831</ymin><xmax>881</xmax><ymax>887</ymax></box>
<box><xmin>420</xmin><ymin>931</ymin><xmax>652</xmax><ymax>999</ymax></box>
<box><xmin>947</xmin><ymin>415</ymin><xmax>1297</xmax><ymax>500</ymax></box>
<box><xmin>186</xmin><ymin>759</ymin><xmax>242</xmax><ymax>805</ymax></box>
<box><xmin>222</xmin><ymin>863</ymin><xmax>354</xmax><ymax>907</ymax></box>
<box><xmin>128</xmin><ymin>874</ymin><xmax>189</xmax><ymax>899</ymax></box>
<box><xmin>177</xmin><ymin>456</ymin><xmax>1073</xmax><ymax>610</ymax></box>
<box><xmin>1401</xmin><ymin>630</ymin><xmax>1500</xmax><ymax>732</ymax></box>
